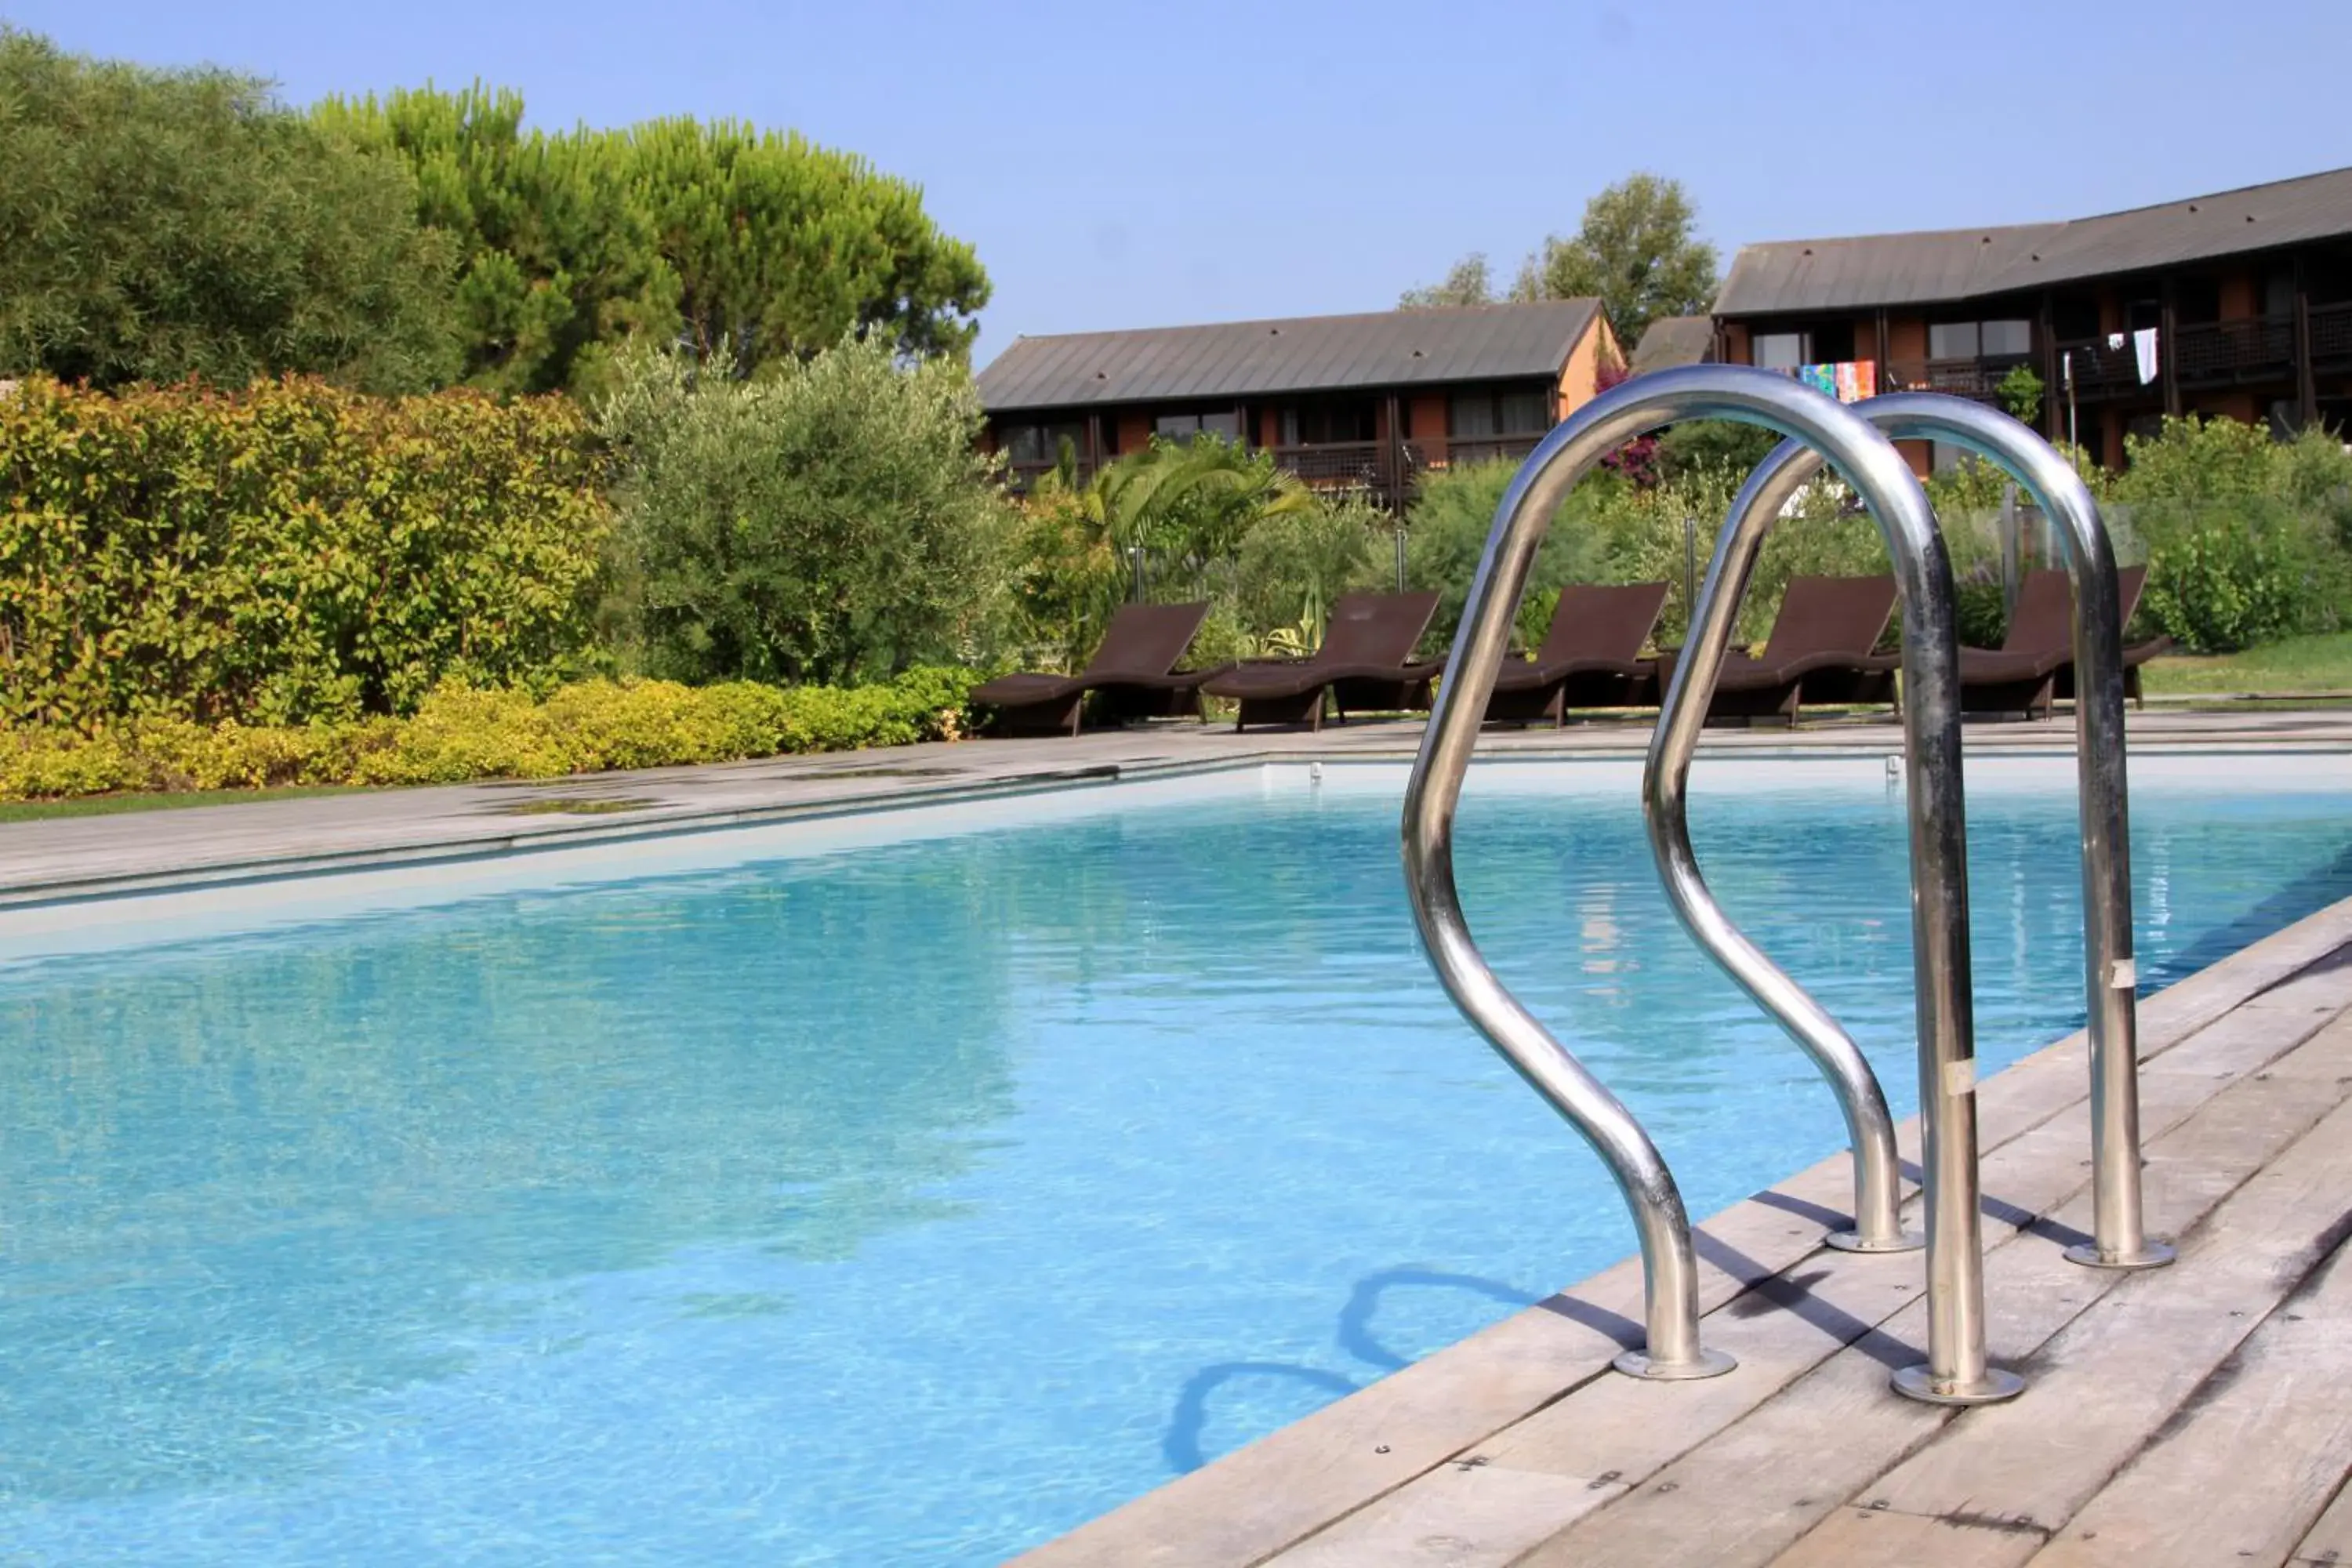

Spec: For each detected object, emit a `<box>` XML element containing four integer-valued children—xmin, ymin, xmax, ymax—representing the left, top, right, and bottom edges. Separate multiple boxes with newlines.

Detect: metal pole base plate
<box><xmin>1613</xmin><ymin>1347</ymin><xmax>1739</xmax><ymax>1381</ymax></box>
<box><xmin>1824</xmin><ymin>1227</ymin><xmax>1928</xmax><ymax>1254</ymax></box>
<box><xmin>2063</xmin><ymin>1239</ymin><xmax>2177</xmax><ymax>1271</ymax></box>
<box><xmin>1891</xmin><ymin>1363</ymin><xmax>2027</xmax><ymax>1406</ymax></box>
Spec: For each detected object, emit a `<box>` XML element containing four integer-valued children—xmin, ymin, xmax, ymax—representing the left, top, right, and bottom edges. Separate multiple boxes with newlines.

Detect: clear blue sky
<box><xmin>11</xmin><ymin>0</ymin><xmax>2351</xmax><ymax>366</ymax></box>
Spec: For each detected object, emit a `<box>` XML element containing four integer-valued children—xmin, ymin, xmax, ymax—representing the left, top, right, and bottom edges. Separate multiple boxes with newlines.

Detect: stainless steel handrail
<box><xmin>1641</xmin><ymin>451</ymin><xmax>1918</xmax><ymax>1259</ymax></box>
<box><xmin>1403</xmin><ymin>365</ymin><xmax>1969</xmax><ymax>1381</ymax></box>
<box><xmin>1644</xmin><ymin>409</ymin><xmax>2022</xmax><ymax>1406</ymax></box>
<box><xmin>1711</xmin><ymin>394</ymin><xmax>2171</xmax><ymax>1277</ymax></box>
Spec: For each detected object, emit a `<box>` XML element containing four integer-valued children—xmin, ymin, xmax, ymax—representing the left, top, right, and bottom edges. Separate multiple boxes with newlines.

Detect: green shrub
<box><xmin>1405</xmin><ymin>459</ymin><xmax>1612</xmax><ymax>648</ymax></box>
<box><xmin>2113</xmin><ymin>419</ymin><xmax>2352</xmax><ymax>653</ymax></box>
<box><xmin>599</xmin><ymin>336</ymin><xmax>1015</xmax><ymax>687</ymax></box>
<box><xmin>0</xmin><ymin>669</ymin><xmax>982</xmax><ymax>802</ymax></box>
<box><xmin>1000</xmin><ymin>488</ymin><xmax>1127</xmax><ymax>673</ymax></box>
<box><xmin>2131</xmin><ymin>498</ymin><xmax>2346</xmax><ymax>653</ymax></box>
<box><xmin>1233</xmin><ymin>498</ymin><xmax>1389</xmax><ymax>643</ymax></box>
<box><xmin>0</xmin><ymin>376</ymin><xmax>612</xmax><ymax>731</ymax></box>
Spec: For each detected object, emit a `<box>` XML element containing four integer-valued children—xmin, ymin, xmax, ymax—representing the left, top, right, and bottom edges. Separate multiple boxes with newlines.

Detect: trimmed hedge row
<box><xmin>0</xmin><ymin>668</ymin><xmax>978</xmax><ymax>801</ymax></box>
<box><xmin>0</xmin><ymin>376</ymin><xmax>612</xmax><ymax>730</ymax></box>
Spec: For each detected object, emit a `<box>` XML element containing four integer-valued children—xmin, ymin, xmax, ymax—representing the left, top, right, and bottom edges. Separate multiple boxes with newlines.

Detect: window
<box><xmin>1929</xmin><ymin>321</ymin><xmax>1979</xmax><ymax>360</ymax></box>
<box><xmin>1278</xmin><ymin>398</ymin><xmax>1377</xmax><ymax>445</ymax></box>
<box><xmin>1931</xmin><ymin>319</ymin><xmax>2032</xmax><ymax>360</ymax></box>
<box><xmin>1002</xmin><ymin>421</ymin><xmax>1085</xmax><ymax>465</ymax></box>
<box><xmin>1753</xmin><ymin>332</ymin><xmax>1809</xmax><ymax>371</ymax></box>
<box><xmin>1449</xmin><ymin>388</ymin><xmax>1552</xmax><ymax>437</ymax></box>
<box><xmin>1980</xmin><ymin>320</ymin><xmax>2032</xmax><ymax>358</ymax></box>
<box><xmin>1154</xmin><ymin>410</ymin><xmax>1242</xmax><ymax>445</ymax></box>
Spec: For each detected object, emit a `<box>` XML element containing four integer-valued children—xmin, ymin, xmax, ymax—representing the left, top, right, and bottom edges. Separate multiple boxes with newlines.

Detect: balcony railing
<box><xmin>2052</xmin><ymin>336</ymin><xmax>2154</xmax><ymax>401</ymax></box>
<box><xmin>1432</xmin><ymin>434</ymin><xmax>1544</xmax><ymax>468</ymax></box>
<box><xmin>2172</xmin><ymin>316</ymin><xmax>2296</xmax><ymax>386</ymax></box>
<box><xmin>1261</xmin><ymin>436</ymin><xmax>1544</xmax><ymax>505</ymax></box>
<box><xmin>1878</xmin><ymin>355</ymin><xmax>2034</xmax><ymax>402</ymax></box>
<box><xmin>1004</xmin><ymin>455</ymin><xmax>1110</xmax><ymax>493</ymax></box>
<box><xmin>2310</xmin><ymin>302</ymin><xmax>2352</xmax><ymax>372</ymax></box>
<box><xmin>1265</xmin><ymin>440</ymin><xmax>1397</xmax><ymax>490</ymax></box>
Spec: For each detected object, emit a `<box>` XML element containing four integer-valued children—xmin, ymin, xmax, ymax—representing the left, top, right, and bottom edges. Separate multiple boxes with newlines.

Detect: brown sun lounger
<box><xmin>1485</xmin><ymin>582</ymin><xmax>1671</xmax><ymax>726</ymax></box>
<box><xmin>1662</xmin><ymin>573</ymin><xmax>1900</xmax><ymax>722</ymax></box>
<box><xmin>1201</xmin><ymin>590</ymin><xmax>1442</xmax><ymax>731</ymax></box>
<box><xmin>1967</xmin><ymin>564</ymin><xmax>2168</xmax><ymax>717</ymax></box>
<box><xmin>970</xmin><ymin>601</ymin><xmax>1223</xmax><ymax>736</ymax></box>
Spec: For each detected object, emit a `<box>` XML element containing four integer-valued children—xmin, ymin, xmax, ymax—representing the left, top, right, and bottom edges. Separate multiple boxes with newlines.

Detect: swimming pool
<box><xmin>4</xmin><ymin>753</ymin><xmax>2350</xmax><ymax>1565</ymax></box>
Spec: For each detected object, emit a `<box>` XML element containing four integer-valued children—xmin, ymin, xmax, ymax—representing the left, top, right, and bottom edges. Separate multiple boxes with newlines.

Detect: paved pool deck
<box><xmin>2</xmin><ymin>703</ymin><xmax>2348</xmax><ymax>908</ymax></box>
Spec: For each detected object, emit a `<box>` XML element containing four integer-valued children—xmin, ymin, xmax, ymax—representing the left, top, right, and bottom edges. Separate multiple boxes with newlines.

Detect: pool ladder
<box><xmin>1399</xmin><ymin>365</ymin><xmax>2169</xmax><ymax>1406</ymax></box>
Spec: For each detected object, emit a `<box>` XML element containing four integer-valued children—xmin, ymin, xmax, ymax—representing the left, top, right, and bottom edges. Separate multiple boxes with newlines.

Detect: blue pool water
<box><xmin>3</xmin><ymin>756</ymin><xmax>2350</xmax><ymax>1565</ymax></box>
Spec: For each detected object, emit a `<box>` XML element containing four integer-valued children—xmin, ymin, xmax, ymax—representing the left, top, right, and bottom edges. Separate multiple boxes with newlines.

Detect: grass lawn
<box><xmin>0</xmin><ymin>784</ymin><xmax>368</xmax><ymax>825</ymax></box>
<box><xmin>2140</xmin><ymin>632</ymin><xmax>2352</xmax><ymax>696</ymax></box>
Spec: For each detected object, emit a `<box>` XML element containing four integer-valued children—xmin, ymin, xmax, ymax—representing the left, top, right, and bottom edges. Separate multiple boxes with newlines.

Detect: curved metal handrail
<box><xmin>1402</xmin><ymin>365</ymin><xmax>1969</xmax><ymax>1382</ymax></box>
<box><xmin>1691</xmin><ymin>394</ymin><xmax>2169</xmax><ymax>1276</ymax></box>
<box><xmin>1638</xmin><ymin>392</ymin><xmax>2021</xmax><ymax>1405</ymax></box>
<box><xmin>1641</xmin><ymin>450</ymin><xmax>1918</xmax><ymax>1258</ymax></box>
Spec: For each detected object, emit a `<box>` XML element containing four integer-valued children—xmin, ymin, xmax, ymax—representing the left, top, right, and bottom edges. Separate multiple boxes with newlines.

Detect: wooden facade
<box><xmin>978</xmin><ymin>303</ymin><xmax>1621</xmax><ymax>509</ymax></box>
<box><xmin>1710</xmin><ymin>176</ymin><xmax>2352</xmax><ymax>471</ymax></box>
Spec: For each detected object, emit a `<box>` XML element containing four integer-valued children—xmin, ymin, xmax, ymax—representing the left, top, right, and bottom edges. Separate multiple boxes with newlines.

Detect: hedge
<box><xmin>0</xmin><ymin>668</ymin><xmax>979</xmax><ymax>802</ymax></box>
<box><xmin>0</xmin><ymin>376</ymin><xmax>611</xmax><ymax>730</ymax></box>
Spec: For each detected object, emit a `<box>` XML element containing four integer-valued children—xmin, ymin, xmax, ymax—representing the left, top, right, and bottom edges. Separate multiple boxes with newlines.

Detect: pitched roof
<box><xmin>1628</xmin><ymin>315</ymin><xmax>1717</xmax><ymax>373</ymax></box>
<box><xmin>1716</xmin><ymin>165</ymin><xmax>2352</xmax><ymax>318</ymax></box>
<box><xmin>975</xmin><ymin>299</ymin><xmax>1602</xmax><ymax>413</ymax></box>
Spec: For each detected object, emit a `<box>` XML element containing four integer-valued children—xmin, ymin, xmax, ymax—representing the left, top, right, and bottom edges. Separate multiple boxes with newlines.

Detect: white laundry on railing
<box><xmin>2103</xmin><ymin>330</ymin><xmax>2161</xmax><ymax>384</ymax></box>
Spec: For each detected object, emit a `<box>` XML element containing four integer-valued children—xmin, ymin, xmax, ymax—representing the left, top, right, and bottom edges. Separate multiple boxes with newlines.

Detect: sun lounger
<box><xmin>969</xmin><ymin>601</ymin><xmax>1221</xmax><ymax>736</ymax></box>
<box><xmin>1663</xmin><ymin>573</ymin><xmax>1900</xmax><ymax>723</ymax></box>
<box><xmin>1979</xmin><ymin>565</ymin><xmax>2168</xmax><ymax>716</ymax></box>
<box><xmin>1484</xmin><ymin>582</ymin><xmax>1671</xmax><ymax>726</ymax></box>
<box><xmin>1201</xmin><ymin>590</ymin><xmax>1443</xmax><ymax>731</ymax></box>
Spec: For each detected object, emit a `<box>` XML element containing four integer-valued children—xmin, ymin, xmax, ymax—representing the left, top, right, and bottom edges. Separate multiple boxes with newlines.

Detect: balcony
<box><xmin>1265</xmin><ymin>440</ymin><xmax>1399</xmax><ymax>492</ymax></box>
<box><xmin>1430</xmin><ymin>434</ymin><xmax>1544</xmax><ymax>468</ymax></box>
<box><xmin>1005</xmin><ymin>434</ymin><xmax>1549</xmax><ymax>508</ymax></box>
<box><xmin>1878</xmin><ymin>355</ymin><xmax>2034</xmax><ymax>402</ymax></box>
<box><xmin>1004</xmin><ymin>455</ymin><xmax>1107</xmax><ymax>493</ymax></box>
<box><xmin>2310</xmin><ymin>302</ymin><xmax>2352</xmax><ymax>374</ymax></box>
<box><xmin>2051</xmin><ymin>336</ymin><xmax>2154</xmax><ymax>402</ymax></box>
<box><xmin>1263</xmin><ymin>435</ymin><xmax>1544</xmax><ymax>506</ymax></box>
<box><xmin>2172</xmin><ymin>316</ymin><xmax>2296</xmax><ymax>387</ymax></box>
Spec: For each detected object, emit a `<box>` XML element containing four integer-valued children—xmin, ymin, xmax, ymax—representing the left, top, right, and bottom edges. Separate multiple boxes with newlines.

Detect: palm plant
<box><xmin>1037</xmin><ymin>435</ymin><xmax>1315</xmax><ymax>599</ymax></box>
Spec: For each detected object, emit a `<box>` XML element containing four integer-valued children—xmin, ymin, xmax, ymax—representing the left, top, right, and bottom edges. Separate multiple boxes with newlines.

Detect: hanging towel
<box><xmin>1834</xmin><ymin>361</ymin><xmax>1860</xmax><ymax>402</ymax></box>
<box><xmin>1800</xmin><ymin>364</ymin><xmax>1837</xmax><ymax>397</ymax></box>
<box><xmin>2133</xmin><ymin>327</ymin><xmax>2160</xmax><ymax>385</ymax></box>
<box><xmin>1853</xmin><ymin>359</ymin><xmax>1876</xmax><ymax>400</ymax></box>
<box><xmin>2106</xmin><ymin>332</ymin><xmax>2126</xmax><ymax>350</ymax></box>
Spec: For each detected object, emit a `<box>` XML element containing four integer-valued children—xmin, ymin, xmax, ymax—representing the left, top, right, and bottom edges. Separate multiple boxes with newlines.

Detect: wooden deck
<box><xmin>1016</xmin><ymin>893</ymin><xmax>2352</xmax><ymax>1568</ymax></box>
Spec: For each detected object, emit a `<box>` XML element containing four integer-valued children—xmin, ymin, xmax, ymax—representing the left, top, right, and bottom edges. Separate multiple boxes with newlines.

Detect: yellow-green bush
<box><xmin>0</xmin><ymin>669</ymin><xmax>979</xmax><ymax>802</ymax></box>
<box><xmin>0</xmin><ymin>376</ymin><xmax>612</xmax><ymax>730</ymax></box>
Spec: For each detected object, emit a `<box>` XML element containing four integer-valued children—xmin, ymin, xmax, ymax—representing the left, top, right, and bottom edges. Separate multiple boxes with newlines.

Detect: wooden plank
<box><xmin>1261</xmin><ymin>1461</ymin><xmax>1627</xmax><ymax>1568</ymax></box>
<box><xmin>1509</xmin><ymin>1035</ymin><xmax>2352</xmax><ymax>1568</ymax></box>
<box><xmin>1795</xmin><ymin>1043</ymin><xmax>2352</xmax><ymax>1544</ymax></box>
<box><xmin>2030</xmin><ymin>1252</ymin><xmax>2352</xmax><ymax>1567</ymax></box>
<box><xmin>1268</xmin><ymin>1239</ymin><xmax>1933</xmax><ymax>1566</ymax></box>
<box><xmin>2292</xmin><ymin>1476</ymin><xmax>2352</xmax><ymax>1566</ymax></box>
<box><xmin>1770</xmin><ymin>1504</ymin><xmax>2044</xmax><ymax>1568</ymax></box>
<box><xmin>1283</xmin><ymin>996</ymin><xmax>2352</xmax><ymax>1568</ymax></box>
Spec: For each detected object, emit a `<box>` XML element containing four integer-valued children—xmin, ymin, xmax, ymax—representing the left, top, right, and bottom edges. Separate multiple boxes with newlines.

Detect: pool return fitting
<box><xmin>1403</xmin><ymin>365</ymin><xmax>2154</xmax><ymax>1403</ymax></box>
